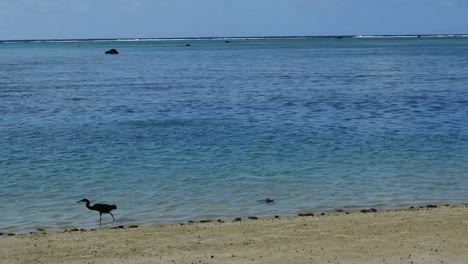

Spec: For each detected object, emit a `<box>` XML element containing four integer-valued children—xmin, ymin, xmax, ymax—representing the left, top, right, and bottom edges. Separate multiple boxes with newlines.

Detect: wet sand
<box><xmin>1</xmin><ymin>205</ymin><xmax>468</xmax><ymax>264</ymax></box>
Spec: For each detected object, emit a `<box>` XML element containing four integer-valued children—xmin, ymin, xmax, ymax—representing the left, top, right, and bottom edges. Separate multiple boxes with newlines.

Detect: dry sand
<box><xmin>1</xmin><ymin>205</ymin><xmax>468</xmax><ymax>264</ymax></box>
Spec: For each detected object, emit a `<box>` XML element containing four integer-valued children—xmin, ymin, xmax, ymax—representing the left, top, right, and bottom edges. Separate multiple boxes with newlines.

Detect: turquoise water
<box><xmin>1</xmin><ymin>37</ymin><xmax>468</xmax><ymax>233</ymax></box>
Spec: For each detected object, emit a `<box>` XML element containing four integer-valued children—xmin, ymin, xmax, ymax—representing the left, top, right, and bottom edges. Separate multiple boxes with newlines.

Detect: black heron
<box><xmin>77</xmin><ymin>198</ymin><xmax>117</xmax><ymax>221</ymax></box>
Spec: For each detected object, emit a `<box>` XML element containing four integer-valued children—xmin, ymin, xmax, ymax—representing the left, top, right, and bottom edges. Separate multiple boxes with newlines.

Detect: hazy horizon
<box><xmin>2</xmin><ymin>33</ymin><xmax>468</xmax><ymax>42</ymax></box>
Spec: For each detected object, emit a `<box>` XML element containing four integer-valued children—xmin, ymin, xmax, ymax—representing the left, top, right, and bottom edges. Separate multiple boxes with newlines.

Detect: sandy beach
<box><xmin>1</xmin><ymin>205</ymin><xmax>467</xmax><ymax>264</ymax></box>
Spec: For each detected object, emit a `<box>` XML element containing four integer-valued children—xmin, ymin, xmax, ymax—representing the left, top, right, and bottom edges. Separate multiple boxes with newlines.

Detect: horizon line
<box><xmin>2</xmin><ymin>33</ymin><xmax>468</xmax><ymax>43</ymax></box>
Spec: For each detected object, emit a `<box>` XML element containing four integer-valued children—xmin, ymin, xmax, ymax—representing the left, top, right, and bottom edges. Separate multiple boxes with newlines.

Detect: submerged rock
<box><xmin>258</xmin><ymin>198</ymin><xmax>274</xmax><ymax>204</ymax></box>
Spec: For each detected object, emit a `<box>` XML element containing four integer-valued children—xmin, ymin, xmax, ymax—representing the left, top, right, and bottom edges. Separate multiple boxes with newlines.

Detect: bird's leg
<box><xmin>110</xmin><ymin>213</ymin><xmax>115</xmax><ymax>221</ymax></box>
<box><xmin>99</xmin><ymin>213</ymin><xmax>102</xmax><ymax>222</ymax></box>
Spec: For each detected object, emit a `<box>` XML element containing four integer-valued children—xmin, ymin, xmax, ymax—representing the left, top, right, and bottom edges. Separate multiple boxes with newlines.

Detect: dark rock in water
<box><xmin>274</xmin><ymin>215</ymin><xmax>280</xmax><ymax>219</ymax></box>
<box><xmin>217</xmin><ymin>219</ymin><xmax>224</xmax><ymax>223</ymax></box>
<box><xmin>345</xmin><ymin>212</ymin><xmax>350</xmax><ymax>214</ymax></box>
<box><xmin>233</xmin><ymin>217</ymin><xmax>242</xmax><ymax>222</ymax></box>
<box><xmin>105</xmin><ymin>49</ymin><xmax>119</xmax><ymax>55</ymax></box>
<box><xmin>7</xmin><ymin>233</ymin><xmax>15</xmax><ymax>236</ymax></box>
<box><xmin>225</xmin><ymin>40</ymin><xmax>230</xmax><ymax>43</ymax></box>
<box><xmin>248</xmin><ymin>216</ymin><xmax>259</xmax><ymax>220</ymax></box>
<box><xmin>320</xmin><ymin>213</ymin><xmax>325</xmax><ymax>216</ymax></box>
<box><xmin>117</xmin><ymin>225</ymin><xmax>125</xmax><ymax>229</ymax></box>
<box><xmin>360</xmin><ymin>209</ymin><xmax>370</xmax><ymax>213</ymax></box>
<box><xmin>335</xmin><ymin>209</ymin><xmax>344</xmax><ymax>213</ymax></box>
<box><xmin>37</xmin><ymin>228</ymin><xmax>45</xmax><ymax>232</ymax></box>
<box><xmin>185</xmin><ymin>44</ymin><xmax>191</xmax><ymax>47</ymax></box>
<box><xmin>258</xmin><ymin>198</ymin><xmax>274</xmax><ymax>204</ymax></box>
<box><xmin>188</xmin><ymin>220</ymin><xmax>195</xmax><ymax>224</ymax></box>
<box><xmin>70</xmin><ymin>228</ymin><xmax>79</xmax><ymax>232</ymax></box>
<box><xmin>370</xmin><ymin>208</ymin><xmax>378</xmax><ymax>212</ymax></box>
<box><xmin>409</xmin><ymin>206</ymin><xmax>415</xmax><ymax>209</ymax></box>
<box><xmin>0</xmin><ymin>232</ymin><xmax>4</xmax><ymax>236</ymax></box>
<box><xmin>426</xmin><ymin>204</ymin><xmax>437</xmax><ymax>208</ymax></box>
<box><xmin>127</xmin><ymin>225</ymin><xmax>139</xmax><ymax>229</ymax></box>
<box><xmin>200</xmin><ymin>220</ymin><xmax>212</xmax><ymax>223</ymax></box>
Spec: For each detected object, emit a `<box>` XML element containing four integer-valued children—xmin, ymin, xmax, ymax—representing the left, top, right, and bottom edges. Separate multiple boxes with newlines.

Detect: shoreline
<box><xmin>2</xmin><ymin>204</ymin><xmax>468</xmax><ymax>263</ymax></box>
<box><xmin>1</xmin><ymin>202</ymin><xmax>463</xmax><ymax>236</ymax></box>
<box><xmin>1</xmin><ymin>202</ymin><xmax>465</xmax><ymax>236</ymax></box>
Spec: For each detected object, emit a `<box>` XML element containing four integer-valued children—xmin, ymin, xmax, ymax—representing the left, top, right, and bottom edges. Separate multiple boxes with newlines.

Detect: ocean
<box><xmin>1</xmin><ymin>36</ymin><xmax>467</xmax><ymax>233</ymax></box>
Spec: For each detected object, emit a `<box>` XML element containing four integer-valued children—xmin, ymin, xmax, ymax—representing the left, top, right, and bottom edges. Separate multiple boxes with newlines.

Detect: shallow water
<box><xmin>1</xmin><ymin>37</ymin><xmax>468</xmax><ymax>233</ymax></box>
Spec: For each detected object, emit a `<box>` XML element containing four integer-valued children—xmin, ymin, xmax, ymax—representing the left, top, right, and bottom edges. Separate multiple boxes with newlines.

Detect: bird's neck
<box><xmin>85</xmin><ymin>201</ymin><xmax>92</xmax><ymax>210</ymax></box>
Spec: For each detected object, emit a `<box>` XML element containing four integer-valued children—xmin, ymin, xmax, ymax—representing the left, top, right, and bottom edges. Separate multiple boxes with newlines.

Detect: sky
<box><xmin>1</xmin><ymin>0</ymin><xmax>468</xmax><ymax>40</ymax></box>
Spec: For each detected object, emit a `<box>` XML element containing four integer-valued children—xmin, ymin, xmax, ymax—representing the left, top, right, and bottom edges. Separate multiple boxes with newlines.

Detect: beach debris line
<box><xmin>360</xmin><ymin>208</ymin><xmax>378</xmax><ymax>213</ymax></box>
<box><xmin>298</xmin><ymin>210</ymin><xmax>314</xmax><ymax>217</ymax></box>
<box><xmin>77</xmin><ymin>198</ymin><xmax>117</xmax><ymax>222</ymax></box>
<box><xmin>105</xmin><ymin>49</ymin><xmax>119</xmax><ymax>54</ymax></box>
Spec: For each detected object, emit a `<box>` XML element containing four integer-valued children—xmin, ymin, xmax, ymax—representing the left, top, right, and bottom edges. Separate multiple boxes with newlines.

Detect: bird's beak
<box><xmin>77</xmin><ymin>200</ymin><xmax>83</xmax><ymax>203</ymax></box>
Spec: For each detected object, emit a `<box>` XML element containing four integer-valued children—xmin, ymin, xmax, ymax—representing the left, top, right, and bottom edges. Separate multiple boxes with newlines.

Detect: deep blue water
<box><xmin>1</xmin><ymin>37</ymin><xmax>468</xmax><ymax>233</ymax></box>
